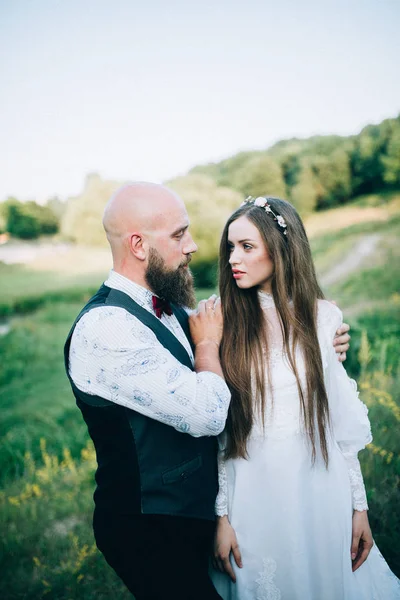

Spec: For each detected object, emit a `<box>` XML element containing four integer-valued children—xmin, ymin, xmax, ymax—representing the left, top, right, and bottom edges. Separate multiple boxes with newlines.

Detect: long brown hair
<box><xmin>219</xmin><ymin>198</ymin><xmax>330</xmax><ymax>466</ymax></box>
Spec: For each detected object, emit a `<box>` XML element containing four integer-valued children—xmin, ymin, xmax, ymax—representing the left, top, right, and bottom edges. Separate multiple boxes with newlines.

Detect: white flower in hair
<box><xmin>276</xmin><ymin>215</ymin><xmax>287</xmax><ymax>228</ymax></box>
<box><xmin>238</xmin><ymin>196</ymin><xmax>288</xmax><ymax>237</ymax></box>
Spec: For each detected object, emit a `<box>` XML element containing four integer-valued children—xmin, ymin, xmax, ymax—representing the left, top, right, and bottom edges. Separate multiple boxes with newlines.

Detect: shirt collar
<box><xmin>104</xmin><ymin>270</ymin><xmax>154</xmax><ymax>312</ymax></box>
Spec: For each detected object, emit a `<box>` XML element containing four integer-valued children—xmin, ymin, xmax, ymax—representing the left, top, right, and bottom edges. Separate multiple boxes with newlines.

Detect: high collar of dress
<box><xmin>258</xmin><ymin>290</ymin><xmax>275</xmax><ymax>310</ymax></box>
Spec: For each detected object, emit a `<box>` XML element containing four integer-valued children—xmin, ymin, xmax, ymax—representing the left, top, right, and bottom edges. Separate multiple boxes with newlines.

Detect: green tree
<box><xmin>311</xmin><ymin>149</ymin><xmax>352</xmax><ymax>209</ymax></box>
<box><xmin>46</xmin><ymin>196</ymin><xmax>67</xmax><ymax>221</ymax></box>
<box><xmin>231</xmin><ymin>155</ymin><xmax>286</xmax><ymax>199</ymax></box>
<box><xmin>0</xmin><ymin>201</ymin><xmax>8</xmax><ymax>233</ymax></box>
<box><xmin>2</xmin><ymin>198</ymin><xmax>59</xmax><ymax>239</ymax></box>
<box><xmin>290</xmin><ymin>164</ymin><xmax>319</xmax><ymax>215</ymax></box>
<box><xmin>6</xmin><ymin>200</ymin><xmax>40</xmax><ymax>239</ymax></box>
<box><xmin>350</xmin><ymin>117</ymin><xmax>399</xmax><ymax>195</ymax></box>
<box><xmin>280</xmin><ymin>153</ymin><xmax>302</xmax><ymax>189</ymax></box>
<box><xmin>167</xmin><ymin>174</ymin><xmax>242</xmax><ymax>265</ymax></box>
<box><xmin>381</xmin><ymin>126</ymin><xmax>400</xmax><ymax>186</ymax></box>
<box><xmin>24</xmin><ymin>201</ymin><xmax>59</xmax><ymax>234</ymax></box>
<box><xmin>191</xmin><ymin>151</ymin><xmax>260</xmax><ymax>190</ymax></box>
<box><xmin>61</xmin><ymin>173</ymin><xmax>121</xmax><ymax>246</ymax></box>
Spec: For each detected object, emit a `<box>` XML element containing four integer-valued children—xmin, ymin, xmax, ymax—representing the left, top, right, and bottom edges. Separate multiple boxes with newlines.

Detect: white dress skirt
<box><xmin>211</xmin><ymin>296</ymin><xmax>400</xmax><ymax>600</ymax></box>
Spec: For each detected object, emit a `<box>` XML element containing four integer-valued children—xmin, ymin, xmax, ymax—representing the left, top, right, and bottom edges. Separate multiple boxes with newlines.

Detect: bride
<box><xmin>211</xmin><ymin>196</ymin><xmax>400</xmax><ymax>599</ymax></box>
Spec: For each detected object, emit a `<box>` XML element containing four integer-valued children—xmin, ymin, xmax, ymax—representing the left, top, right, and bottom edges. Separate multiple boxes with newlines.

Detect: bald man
<box><xmin>64</xmin><ymin>183</ymin><xmax>229</xmax><ymax>599</ymax></box>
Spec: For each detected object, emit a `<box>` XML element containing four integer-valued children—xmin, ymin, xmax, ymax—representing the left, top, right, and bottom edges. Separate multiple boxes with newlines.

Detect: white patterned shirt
<box><xmin>68</xmin><ymin>270</ymin><xmax>231</xmax><ymax>437</ymax></box>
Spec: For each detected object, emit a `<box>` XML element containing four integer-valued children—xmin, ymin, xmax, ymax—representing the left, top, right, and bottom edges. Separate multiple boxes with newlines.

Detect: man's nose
<box><xmin>183</xmin><ymin>233</ymin><xmax>198</xmax><ymax>255</ymax></box>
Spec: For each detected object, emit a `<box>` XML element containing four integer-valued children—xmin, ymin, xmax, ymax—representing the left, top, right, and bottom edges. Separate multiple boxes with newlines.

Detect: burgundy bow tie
<box><xmin>152</xmin><ymin>295</ymin><xmax>173</xmax><ymax>319</ymax></box>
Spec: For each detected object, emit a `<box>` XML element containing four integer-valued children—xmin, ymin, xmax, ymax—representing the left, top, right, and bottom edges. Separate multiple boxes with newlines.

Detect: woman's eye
<box><xmin>243</xmin><ymin>244</ymin><xmax>252</xmax><ymax>250</ymax></box>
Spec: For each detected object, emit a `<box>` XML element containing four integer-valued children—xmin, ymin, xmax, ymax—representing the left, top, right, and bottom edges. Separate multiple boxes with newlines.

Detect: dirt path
<box><xmin>0</xmin><ymin>241</ymin><xmax>111</xmax><ymax>272</ymax></box>
<box><xmin>320</xmin><ymin>234</ymin><xmax>382</xmax><ymax>287</ymax></box>
<box><xmin>0</xmin><ymin>241</ymin><xmax>71</xmax><ymax>264</ymax></box>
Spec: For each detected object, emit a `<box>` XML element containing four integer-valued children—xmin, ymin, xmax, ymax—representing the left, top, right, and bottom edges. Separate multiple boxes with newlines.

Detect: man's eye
<box><xmin>175</xmin><ymin>232</ymin><xmax>184</xmax><ymax>239</ymax></box>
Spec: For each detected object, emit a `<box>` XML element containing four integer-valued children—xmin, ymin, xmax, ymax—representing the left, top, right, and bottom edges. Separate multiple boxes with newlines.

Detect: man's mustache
<box><xmin>181</xmin><ymin>255</ymin><xmax>192</xmax><ymax>267</ymax></box>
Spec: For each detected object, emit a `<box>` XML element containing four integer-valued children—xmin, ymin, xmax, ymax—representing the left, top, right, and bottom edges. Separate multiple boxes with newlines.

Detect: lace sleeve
<box><xmin>340</xmin><ymin>447</ymin><xmax>369</xmax><ymax>511</ymax></box>
<box><xmin>319</xmin><ymin>301</ymin><xmax>372</xmax><ymax>512</ymax></box>
<box><xmin>215</xmin><ymin>439</ymin><xmax>228</xmax><ymax>517</ymax></box>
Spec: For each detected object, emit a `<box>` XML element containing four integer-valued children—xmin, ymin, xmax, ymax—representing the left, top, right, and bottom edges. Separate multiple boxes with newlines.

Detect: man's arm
<box><xmin>68</xmin><ymin>304</ymin><xmax>230</xmax><ymax>438</ymax></box>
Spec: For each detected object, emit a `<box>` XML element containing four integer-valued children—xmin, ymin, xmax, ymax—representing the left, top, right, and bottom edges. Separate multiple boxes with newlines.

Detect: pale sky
<box><xmin>1</xmin><ymin>0</ymin><xmax>399</xmax><ymax>202</ymax></box>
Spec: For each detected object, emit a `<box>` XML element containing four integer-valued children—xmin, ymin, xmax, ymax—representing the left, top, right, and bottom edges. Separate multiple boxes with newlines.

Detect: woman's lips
<box><xmin>232</xmin><ymin>270</ymin><xmax>245</xmax><ymax>279</ymax></box>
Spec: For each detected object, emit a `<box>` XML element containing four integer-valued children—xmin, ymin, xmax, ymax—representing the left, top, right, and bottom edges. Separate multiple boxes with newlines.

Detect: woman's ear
<box><xmin>129</xmin><ymin>233</ymin><xmax>146</xmax><ymax>261</ymax></box>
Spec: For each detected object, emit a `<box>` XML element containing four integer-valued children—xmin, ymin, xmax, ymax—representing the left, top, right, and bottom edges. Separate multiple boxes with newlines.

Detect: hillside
<box><xmin>188</xmin><ymin>114</ymin><xmax>400</xmax><ymax>214</ymax></box>
<box><xmin>9</xmin><ymin>113</ymin><xmax>398</xmax><ymax>256</ymax></box>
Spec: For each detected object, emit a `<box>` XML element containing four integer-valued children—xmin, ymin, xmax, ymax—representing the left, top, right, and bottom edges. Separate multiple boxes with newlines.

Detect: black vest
<box><xmin>64</xmin><ymin>285</ymin><xmax>218</xmax><ymax>521</ymax></box>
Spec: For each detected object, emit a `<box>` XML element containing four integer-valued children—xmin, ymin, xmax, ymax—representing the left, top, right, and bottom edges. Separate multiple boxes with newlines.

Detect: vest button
<box><xmin>181</xmin><ymin>472</ymin><xmax>187</xmax><ymax>479</ymax></box>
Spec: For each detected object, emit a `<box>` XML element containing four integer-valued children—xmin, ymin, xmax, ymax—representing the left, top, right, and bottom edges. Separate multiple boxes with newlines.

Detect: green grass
<box><xmin>310</xmin><ymin>213</ymin><xmax>400</xmax><ymax>312</ymax></box>
<box><xmin>1</xmin><ymin>439</ymin><xmax>131</xmax><ymax>599</ymax></box>
<box><xmin>327</xmin><ymin>235</ymin><xmax>399</xmax><ymax>307</ymax></box>
<box><xmin>349</xmin><ymin>190</ymin><xmax>400</xmax><ymax>208</ymax></box>
<box><xmin>313</xmin><ymin>210</ymin><xmax>400</xmax><ymax>574</ymax></box>
<box><xmin>0</xmin><ymin>303</ymin><xmax>90</xmax><ymax>485</ymax></box>
<box><xmin>311</xmin><ymin>212</ymin><xmax>400</xmax><ymax>273</ymax></box>
<box><xmin>0</xmin><ymin>300</ymin><xmax>132</xmax><ymax>598</ymax></box>
<box><xmin>0</xmin><ymin>263</ymin><xmax>106</xmax><ymax>317</ymax></box>
<box><xmin>0</xmin><ymin>262</ymin><xmax>215</xmax><ymax>317</ymax></box>
<box><xmin>357</xmin><ymin>367</ymin><xmax>400</xmax><ymax>575</ymax></box>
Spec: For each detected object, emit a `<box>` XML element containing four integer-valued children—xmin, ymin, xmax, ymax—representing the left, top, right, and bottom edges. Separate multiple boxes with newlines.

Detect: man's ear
<box><xmin>129</xmin><ymin>233</ymin><xmax>146</xmax><ymax>261</ymax></box>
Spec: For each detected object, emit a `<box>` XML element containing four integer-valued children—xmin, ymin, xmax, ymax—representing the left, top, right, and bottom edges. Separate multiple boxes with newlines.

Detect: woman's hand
<box><xmin>213</xmin><ymin>516</ymin><xmax>242</xmax><ymax>582</ymax></box>
<box><xmin>333</xmin><ymin>322</ymin><xmax>351</xmax><ymax>362</ymax></box>
<box><xmin>351</xmin><ymin>510</ymin><xmax>374</xmax><ymax>571</ymax></box>
<box><xmin>189</xmin><ymin>295</ymin><xmax>223</xmax><ymax>347</ymax></box>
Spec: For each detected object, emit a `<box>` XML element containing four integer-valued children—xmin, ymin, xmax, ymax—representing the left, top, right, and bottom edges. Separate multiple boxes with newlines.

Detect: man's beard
<box><xmin>145</xmin><ymin>248</ymin><xmax>196</xmax><ymax>308</ymax></box>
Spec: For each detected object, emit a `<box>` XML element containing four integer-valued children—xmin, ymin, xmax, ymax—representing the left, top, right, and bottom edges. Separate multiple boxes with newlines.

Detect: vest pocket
<box><xmin>162</xmin><ymin>455</ymin><xmax>202</xmax><ymax>485</ymax></box>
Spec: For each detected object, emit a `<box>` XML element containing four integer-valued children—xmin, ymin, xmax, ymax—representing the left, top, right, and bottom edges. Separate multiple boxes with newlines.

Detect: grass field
<box><xmin>1</xmin><ymin>199</ymin><xmax>399</xmax><ymax>598</ymax></box>
<box><xmin>0</xmin><ymin>247</ymin><xmax>109</xmax><ymax>317</ymax></box>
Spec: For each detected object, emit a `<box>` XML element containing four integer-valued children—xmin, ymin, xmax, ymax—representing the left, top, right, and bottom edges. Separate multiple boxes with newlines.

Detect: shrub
<box><xmin>191</xmin><ymin>258</ymin><xmax>218</xmax><ymax>289</ymax></box>
<box><xmin>3</xmin><ymin>198</ymin><xmax>59</xmax><ymax>239</ymax></box>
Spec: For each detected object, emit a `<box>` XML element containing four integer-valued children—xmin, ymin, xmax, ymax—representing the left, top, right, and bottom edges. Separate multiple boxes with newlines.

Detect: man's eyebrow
<box><xmin>171</xmin><ymin>224</ymin><xmax>189</xmax><ymax>237</ymax></box>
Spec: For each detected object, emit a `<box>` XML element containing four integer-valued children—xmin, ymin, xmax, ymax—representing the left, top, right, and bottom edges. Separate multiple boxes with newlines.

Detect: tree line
<box><xmin>1</xmin><ymin>114</ymin><xmax>399</xmax><ymax>256</ymax></box>
<box><xmin>191</xmin><ymin>114</ymin><xmax>400</xmax><ymax>214</ymax></box>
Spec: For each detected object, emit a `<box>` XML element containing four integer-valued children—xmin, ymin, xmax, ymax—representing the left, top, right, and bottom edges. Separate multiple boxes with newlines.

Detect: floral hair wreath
<box><xmin>240</xmin><ymin>196</ymin><xmax>288</xmax><ymax>236</ymax></box>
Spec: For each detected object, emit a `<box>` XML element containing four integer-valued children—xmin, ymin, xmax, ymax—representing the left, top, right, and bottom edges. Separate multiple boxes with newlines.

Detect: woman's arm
<box><xmin>213</xmin><ymin>441</ymin><xmax>242</xmax><ymax>581</ymax></box>
<box><xmin>322</xmin><ymin>302</ymin><xmax>374</xmax><ymax>570</ymax></box>
<box><xmin>215</xmin><ymin>443</ymin><xmax>228</xmax><ymax>517</ymax></box>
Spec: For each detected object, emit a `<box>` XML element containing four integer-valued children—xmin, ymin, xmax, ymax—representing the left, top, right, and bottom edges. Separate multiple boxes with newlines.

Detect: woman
<box><xmin>211</xmin><ymin>196</ymin><xmax>400</xmax><ymax>599</ymax></box>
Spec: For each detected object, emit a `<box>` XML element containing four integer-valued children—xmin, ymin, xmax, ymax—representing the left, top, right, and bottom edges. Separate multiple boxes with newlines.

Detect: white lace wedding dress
<box><xmin>211</xmin><ymin>294</ymin><xmax>400</xmax><ymax>600</ymax></box>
